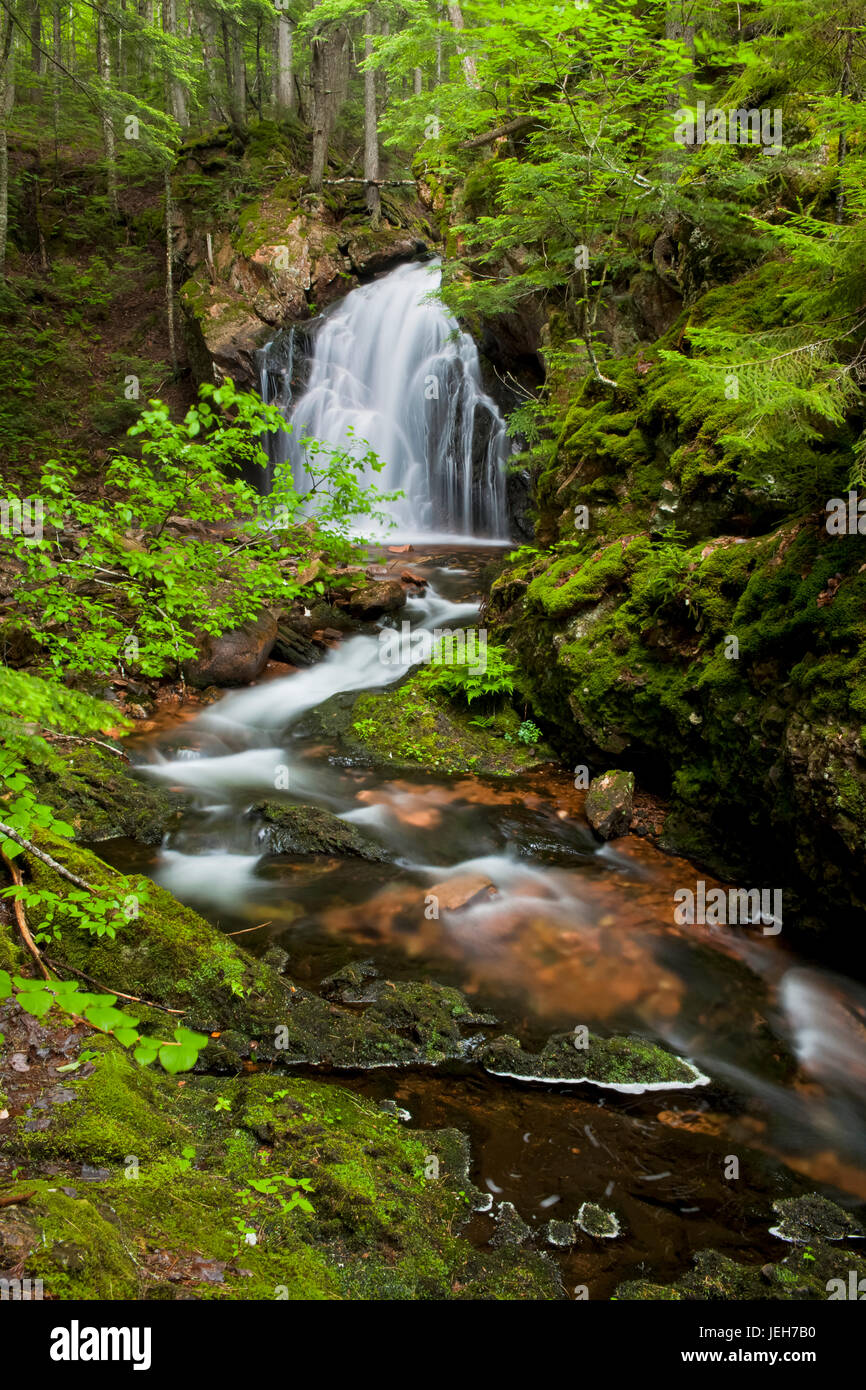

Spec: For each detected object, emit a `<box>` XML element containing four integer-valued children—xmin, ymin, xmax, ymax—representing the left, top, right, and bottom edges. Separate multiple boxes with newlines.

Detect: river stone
<box><xmin>183</xmin><ymin>611</ymin><xmax>278</xmax><ymax>688</ymax></box>
<box><xmin>490</xmin><ymin>1201</ymin><xmax>532</xmax><ymax>1249</ymax></box>
<box><xmin>543</xmin><ymin>1219</ymin><xmax>577</xmax><ymax>1247</ymax></box>
<box><xmin>336</xmin><ymin>579</ymin><xmax>406</xmax><ymax>620</ymax></box>
<box><xmin>769</xmin><ymin>1194</ymin><xmax>865</xmax><ymax>1244</ymax></box>
<box><xmin>272</xmin><ymin>621</ymin><xmax>322</xmax><ymax>667</ymax></box>
<box><xmin>577</xmin><ymin>1202</ymin><xmax>621</xmax><ymax>1239</ymax></box>
<box><xmin>478</xmin><ymin>1031</ymin><xmax>709</xmax><ymax>1092</ymax></box>
<box><xmin>321</xmin><ymin>958</ymin><xmax>381</xmax><ymax>1003</ymax></box>
<box><xmin>248</xmin><ymin>801</ymin><xmax>388</xmax><ymax>862</ymax></box>
<box><xmin>585</xmin><ymin>769</ymin><xmax>635</xmax><ymax>839</ymax></box>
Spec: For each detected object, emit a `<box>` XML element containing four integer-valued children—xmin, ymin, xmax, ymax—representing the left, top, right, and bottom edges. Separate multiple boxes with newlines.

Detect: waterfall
<box><xmin>256</xmin><ymin>259</ymin><xmax>510</xmax><ymax>539</ymax></box>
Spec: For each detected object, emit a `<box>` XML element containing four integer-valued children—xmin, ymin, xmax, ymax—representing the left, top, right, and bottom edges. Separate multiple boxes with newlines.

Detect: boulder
<box><xmin>183</xmin><ymin>611</ymin><xmax>277</xmax><ymax>688</ymax></box>
<box><xmin>247</xmin><ymin>801</ymin><xmax>388</xmax><ymax>861</ymax></box>
<box><xmin>585</xmin><ymin>769</ymin><xmax>635</xmax><ymax>840</ymax></box>
<box><xmin>337</xmin><ymin>579</ymin><xmax>406</xmax><ymax>620</ymax></box>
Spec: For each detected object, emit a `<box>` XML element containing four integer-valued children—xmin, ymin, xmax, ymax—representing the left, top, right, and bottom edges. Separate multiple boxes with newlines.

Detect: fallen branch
<box><xmin>460</xmin><ymin>114</ymin><xmax>537</xmax><ymax>148</ymax></box>
<box><xmin>0</xmin><ymin>823</ymin><xmax>103</xmax><ymax>893</ymax></box>
<box><xmin>40</xmin><ymin>733</ymin><xmax>129</xmax><ymax>761</ymax></box>
<box><xmin>320</xmin><ymin>177</ymin><xmax>417</xmax><ymax>186</ymax></box>
<box><xmin>42</xmin><ymin>957</ymin><xmax>186</xmax><ymax>1017</ymax></box>
<box><xmin>1</xmin><ymin>849</ymin><xmax>52</xmax><ymax>979</ymax></box>
<box><xmin>0</xmin><ymin>1192</ymin><xmax>36</xmax><ymax>1208</ymax></box>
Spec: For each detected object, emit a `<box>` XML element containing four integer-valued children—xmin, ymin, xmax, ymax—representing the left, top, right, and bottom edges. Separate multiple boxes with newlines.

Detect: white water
<box><xmin>258</xmin><ymin>259</ymin><xmax>510</xmax><ymax>538</ymax></box>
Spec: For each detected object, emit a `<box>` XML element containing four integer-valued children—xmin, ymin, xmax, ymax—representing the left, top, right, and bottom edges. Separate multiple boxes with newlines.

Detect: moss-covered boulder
<box><xmin>585</xmin><ymin>769</ymin><xmax>635</xmax><ymax>839</ymax></box>
<box><xmin>478</xmin><ymin>1030</ymin><xmax>709</xmax><ymax>1091</ymax></box>
<box><xmin>3</xmin><ymin>1033</ymin><xmax>562</xmax><ymax>1301</ymax></box>
<box><xmin>312</xmin><ymin>675</ymin><xmax>552</xmax><ymax>777</ymax></box>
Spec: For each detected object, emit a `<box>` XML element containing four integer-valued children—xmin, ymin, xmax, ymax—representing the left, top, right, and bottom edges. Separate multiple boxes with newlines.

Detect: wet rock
<box><xmin>336</xmin><ymin>579</ymin><xmax>406</xmax><ymax>621</ymax></box>
<box><xmin>321</xmin><ymin>959</ymin><xmax>380</xmax><ymax>1004</ymax></box>
<box><xmin>490</xmin><ymin>1201</ymin><xmax>532</xmax><ymax>1249</ymax></box>
<box><xmin>543</xmin><ymin>1219</ymin><xmax>577</xmax><ymax>1247</ymax></box>
<box><xmin>272</xmin><ymin>621</ymin><xmax>322</xmax><ymax>668</ymax></box>
<box><xmin>770</xmin><ymin>1194</ymin><xmax>865</xmax><ymax>1244</ymax></box>
<box><xmin>478</xmin><ymin>1030</ymin><xmax>708</xmax><ymax>1092</ymax></box>
<box><xmin>183</xmin><ymin>611</ymin><xmax>278</xmax><ymax>688</ymax></box>
<box><xmin>346</xmin><ymin>232</ymin><xmax>428</xmax><ymax>277</ymax></box>
<box><xmin>585</xmin><ymin>769</ymin><xmax>635</xmax><ymax>840</ymax></box>
<box><xmin>616</xmin><ymin>1240</ymin><xmax>866</xmax><ymax>1302</ymax></box>
<box><xmin>577</xmin><ymin>1202</ymin><xmax>621</xmax><ymax>1239</ymax></box>
<box><xmin>428</xmin><ymin>872</ymin><xmax>498</xmax><ymax>911</ymax></box>
<box><xmin>248</xmin><ymin>802</ymin><xmax>388</xmax><ymax>862</ymax></box>
<box><xmin>378</xmin><ymin>1100</ymin><xmax>412</xmax><ymax>1122</ymax></box>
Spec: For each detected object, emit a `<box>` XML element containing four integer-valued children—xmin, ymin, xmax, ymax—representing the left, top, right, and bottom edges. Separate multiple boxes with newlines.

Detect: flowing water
<box><xmin>257</xmin><ymin>259</ymin><xmax>509</xmax><ymax>540</ymax></box>
<box><xmin>104</xmin><ymin>263</ymin><xmax>866</xmax><ymax>1295</ymax></box>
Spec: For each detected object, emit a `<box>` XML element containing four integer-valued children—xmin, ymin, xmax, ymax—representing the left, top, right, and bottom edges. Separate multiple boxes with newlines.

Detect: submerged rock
<box><xmin>585</xmin><ymin>769</ymin><xmax>635</xmax><ymax>840</ymax></box>
<box><xmin>577</xmin><ymin>1202</ymin><xmax>621</xmax><ymax>1239</ymax></box>
<box><xmin>247</xmin><ymin>801</ymin><xmax>388</xmax><ymax>861</ymax></box>
<box><xmin>491</xmin><ymin>1201</ymin><xmax>532</xmax><ymax>1249</ymax></box>
<box><xmin>543</xmin><ymin>1219</ymin><xmax>577</xmax><ymax>1248</ymax></box>
<box><xmin>769</xmin><ymin>1194</ymin><xmax>865</xmax><ymax>1244</ymax></box>
<box><xmin>478</xmin><ymin>1031</ymin><xmax>709</xmax><ymax>1092</ymax></box>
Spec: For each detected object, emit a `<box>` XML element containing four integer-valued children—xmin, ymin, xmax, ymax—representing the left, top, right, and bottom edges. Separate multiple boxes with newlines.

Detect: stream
<box><xmin>106</xmin><ymin>261</ymin><xmax>866</xmax><ymax>1297</ymax></box>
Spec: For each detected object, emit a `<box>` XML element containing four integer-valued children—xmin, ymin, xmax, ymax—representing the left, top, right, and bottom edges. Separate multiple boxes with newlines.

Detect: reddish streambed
<box><xmin>100</xmin><ymin>547</ymin><xmax>866</xmax><ymax>1296</ymax></box>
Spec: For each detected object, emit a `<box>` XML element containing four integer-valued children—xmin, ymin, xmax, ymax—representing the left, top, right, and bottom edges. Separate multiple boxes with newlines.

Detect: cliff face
<box><xmin>175</xmin><ymin>124</ymin><xmax>436</xmax><ymax>391</ymax></box>
<box><xmin>482</xmin><ymin>261</ymin><xmax>866</xmax><ymax>936</ymax></box>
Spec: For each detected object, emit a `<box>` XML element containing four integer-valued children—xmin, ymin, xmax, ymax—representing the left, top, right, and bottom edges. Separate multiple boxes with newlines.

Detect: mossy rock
<box><xmin>5</xmin><ymin>1034</ymin><xmax>562</xmax><ymax>1301</ymax></box>
<box><xmin>478</xmin><ymin>1031</ymin><xmax>708</xmax><ymax>1091</ymax></box>
<box><xmin>616</xmin><ymin>1221</ymin><xmax>866</xmax><ymax>1301</ymax></box>
<box><xmin>20</xmin><ymin>833</ymin><xmax>499</xmax><ymax>1070</ymax></box>
<box><xmin>313</xmin><ymin>675</ymin><xmax>552</xmax><ymax>777</ymax></box>
<box><xmin>247</xmin><ymin>801</ymin><xmax>388</xmax><ymax>862</ymax></box>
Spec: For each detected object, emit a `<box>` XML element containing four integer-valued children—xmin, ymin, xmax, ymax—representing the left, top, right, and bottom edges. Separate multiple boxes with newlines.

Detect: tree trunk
<box><xmin>231</xmin><ymin>22</ymin><xmax>245</xmax><ymax>129</ymax></box>
<box><xmin>0</xmin><ymin>12</ymin><xmax>15</xmax><ymax>280</ymax></box>
<box><xmin>51</xmin><ymin>2</ymin><xmax>60</xmax><ymax>146</ymax></box>
<box><xmin>96</xmin><ymin>13</ymin><xmax>118</xmax><ymax>218</ymax></box>
<box><xmin>164</xmin><ymin>166</ymin><xmax>177</xmax><ymax>372</ymax></box>
<box><xmin>413</xmin><ymin>66</ymin><xmax>422</xmax><ymax>96</ymax></box>
<box><xmin>447</xmin><ymin>4</ymin><xmax>478</xmax><ymax>87</ymax></box>
<box><xmin>30</xmin><ymin>1</ymin><xmax>42</xmax><ymax>73</ymax></box>
<box><xmin>163</xmin><ymin>0</ymin><xmax>188</xmax><ymax>131</ymax></box>
<box><xmin>364</xmin><ymin>11</ymin><xmax>380</xmax><ymax>225</ymax></box>
<box><xmin>836</xmin><ymin>27</ymin><xmax>854</xmax><ymax>225</ymax></box>
<box><xmin>221</xmin><ymin>18</ymin><xmax>241</xmax><ymax>129</ymax></box>
<box><xmin>274</xmin><ymin>12</ymin><xmax>293</xmax><ymax>112</ymax></box>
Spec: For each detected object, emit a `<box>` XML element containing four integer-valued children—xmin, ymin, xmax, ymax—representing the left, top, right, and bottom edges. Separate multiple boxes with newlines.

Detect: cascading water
<box><xmin>257</xmin><ymin>258</ymin><xmax>510</xmax><ymax>539</ymax></box>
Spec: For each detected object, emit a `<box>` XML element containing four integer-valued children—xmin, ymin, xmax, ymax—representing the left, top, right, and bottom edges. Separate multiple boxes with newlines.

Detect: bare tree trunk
<box><xmin>364</xmin><ymin>10</ymin><xmax>380</xmax><ymax>225</ymax></box>
<box><xmin>164</xmin><ymin>166</ymin><xmax>177</xmax><ymax>372</ymax></box>
<box><xmin>413</xmin><ymin>66</ymin><xmax>422</xmax><ymax>96</ymax></box>
<box><xmin>96</xmin><ymin>13</ymin><xmax>118</xmax><ymax>218</ymax></box>
<box><xmin>447</xmin><ymin>3</ymin><xmax>478</xmax><ymax>87</ymax></box>
<box><xmin>221</xmin><ymin>18</ymin><xmax>241</xmax><ymax>129</ymax></box>
<box><xmin>52</xmin><ymin>2</ymin><xmax>60</xmax><ymax>146</ymax></box>
<box><xmin>836</xmin><ymin>27</ymin><xmax>854</xmax><ymax>225</ymax></box>
<box><xmin>30</xmin><ymin>1</ymin><xmax>42</xmax><ymax>73</ymax></box>
<box><xmin>274</xmin><ymin>11</ymin><xmax>293</xmax><ymax>112</ymax></box>
<box><xmin>195</xmin><ymin>5</ymin><xmax>222</xmax><ymax>122</ymax></box>
<box><xmin>163</xmin><ymin>0</ymin><xmax>188</xmax><ymax>130</ymax></box>
<box><xmin>231</xmin><ymin>21</ymin><xmax>245</xmax><ymax>129</ymax></box>
<box><xmin>0</xmin><ymin>12</ymin><xmax>15</xmax><ymax>280</ymax></box>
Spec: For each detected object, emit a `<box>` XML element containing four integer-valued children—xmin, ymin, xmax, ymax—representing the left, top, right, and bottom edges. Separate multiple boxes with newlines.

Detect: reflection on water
<box><xmin>107</xmin><ymin>548</ymin><xmax>866</xmax><ymax>1285</ymax></box>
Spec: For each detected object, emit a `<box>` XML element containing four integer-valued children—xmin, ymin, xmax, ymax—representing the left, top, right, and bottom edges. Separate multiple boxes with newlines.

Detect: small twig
<box><xmin>0</xmin><ymin>1192</ymin><xmax>36</xmax><ymax>1207</ymax></box>
<box><xmin>40</xmin><ymin>733</ymin><xmax>129</xmax><ymax>761</ymax></box>
<box><xmin>226</xmin><ymin>921</ymin><xmax>272</xmax><ymax>936</ymax></box>
<box><xmin>42</xmin><ymin>957</ymin><xmax>186</xmax><ymax>1016</ymax></box>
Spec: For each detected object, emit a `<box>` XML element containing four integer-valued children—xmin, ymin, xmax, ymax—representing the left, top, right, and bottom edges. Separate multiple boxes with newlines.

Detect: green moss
<box><xmin>316</xmin><ymin>674</ymin><xmax>551</xmax><ymax>776</ymax></box>
<box><xmin>6</xmin><ymin>1036</ymin><xmax>561</xmax><ymax>1301</ymax></box>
